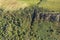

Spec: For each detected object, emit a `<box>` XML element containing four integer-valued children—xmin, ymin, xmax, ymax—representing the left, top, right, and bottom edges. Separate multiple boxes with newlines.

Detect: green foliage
<box><xmin>0</xmin><ymin>6</ymin><xmax>60</xmax><ymax>40</ymax></box>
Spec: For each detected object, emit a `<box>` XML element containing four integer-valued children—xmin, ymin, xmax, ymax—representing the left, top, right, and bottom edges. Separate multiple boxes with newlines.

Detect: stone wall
<box><xmin>36</xmin><ymin>12</ymin><xmax>60</xmax><ymax>22</ymax></box>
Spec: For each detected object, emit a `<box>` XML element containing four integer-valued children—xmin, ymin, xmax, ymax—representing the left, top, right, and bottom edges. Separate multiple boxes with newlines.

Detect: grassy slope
<box><xmin>39</xmin><ymin>0</ymin><xmax>60</xmax><ymax>12</ymax></box>
<box><xmin>0</xmin><ymin>7</ymin><xmax>60</xmax><ymax>40</ymax></box>
<box><xmin>0</xmin><ymin>1</ymin><xmax>60</xmax><ymax>40</ymax></box>
<box><xmin>0</xmin><ymin>0</ymin><xmax>60</xmax><ymax>11</ymax></box>
<box><xmin>0</xmin><ymin>0</ymin><xmax>39</xmax><ymax>10</ymax></box>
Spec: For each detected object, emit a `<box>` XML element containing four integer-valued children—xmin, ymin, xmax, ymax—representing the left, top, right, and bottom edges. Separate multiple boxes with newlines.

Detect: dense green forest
<box><xmin>0</xmin><ymin>6</ymin><xmax>60</xmax><ymax>40</ymax></box>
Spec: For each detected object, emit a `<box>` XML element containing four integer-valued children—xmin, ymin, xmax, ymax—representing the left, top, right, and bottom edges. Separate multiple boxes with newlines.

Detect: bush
<box><xmin>0</xmin><ymin>6</ymin><xmax>59</xmax><ymax>40</ymax></box>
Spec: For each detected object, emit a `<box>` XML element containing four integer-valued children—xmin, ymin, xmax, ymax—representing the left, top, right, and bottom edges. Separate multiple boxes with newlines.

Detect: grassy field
<box><xmin>0</xmin><ymin>0</ymin><xmax>39</xmax><ymax>10</ymax></box>
<box><xmin>0</xmin><ymin>0</ymin><xmax>60</xmax><ymax>11</ymax></box>
<box><xmin>39</xmin><ymin>0</ymin><xmax>60</xmax><ymax>12</ymax></box>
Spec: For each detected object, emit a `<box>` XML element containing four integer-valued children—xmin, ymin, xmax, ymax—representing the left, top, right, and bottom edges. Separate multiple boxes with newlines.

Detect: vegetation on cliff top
<box><xmin>0</xmin><ymin>0</ymin><xmax>60</xmax><ymax>11</ymax></box>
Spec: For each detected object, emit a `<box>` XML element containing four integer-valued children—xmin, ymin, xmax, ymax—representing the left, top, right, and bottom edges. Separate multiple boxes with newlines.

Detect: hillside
<box><xmin>0</xmin><ymin>0</ymin><xmax>60</xmax><ymax>11</ymax></box>
<box><xmin>0</xmin><ymin>0</ymin><xmax>39</xmax><ymax>10</ymax></box>
<box><xmin>0</xmin><ymin>0</ymin><xmax>60</xmax><ymax>40</ymax></box>
<box><xmin>0</xmin><ymin>6</ymin><xmax>60</xmax><ymax>40</ymax></box>
<box><xmin>39</xmin><ymin>0</ymin><xmax>60</xmax><ymax>12</ymax></box>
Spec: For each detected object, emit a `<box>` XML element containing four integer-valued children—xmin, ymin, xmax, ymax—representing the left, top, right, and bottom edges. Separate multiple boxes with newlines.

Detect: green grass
<box><xmin>39</xmin><ymin>0</ymin><xmax>60</xmax><ymax>12</ymax></box>
<box><xmin>0</xmin><ymin>0</ymin><xmax>60</xmax><ymax>11</ymax></box>
<box><xmin>0</xmin><ymin>0</ymin><xmax>39</xmax><ymax>11</ymax></box>
<box><xmin>18</xmin><ymin>0</ymin><xmax>39</xmax><ymax>5</ymax></box>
